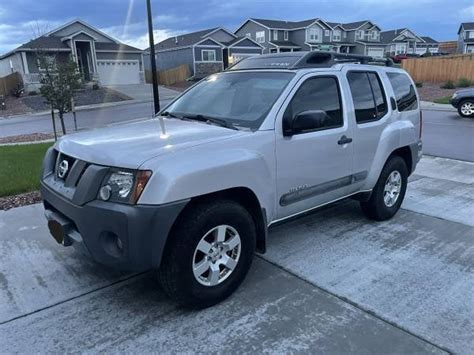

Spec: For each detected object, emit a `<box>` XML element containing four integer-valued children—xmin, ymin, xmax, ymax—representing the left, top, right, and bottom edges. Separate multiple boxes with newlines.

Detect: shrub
<box><xmin>415</xmin><ymin>82</ymin><xmax>423</xmax><ymax>88</ymax></box>
<box><xmin>441</xmin><ymin>80</ymin><xmax>455</xmax><ymax>89</ymax></box>
<box><xmin>28</xmin><ymin>91</ymin><xmax>38</xmax><ymax>96</ymax></box>
<box><xmin>456</xmin><ymin>78</ymin><xmax>471</xmax><ymax>88</ymax></box>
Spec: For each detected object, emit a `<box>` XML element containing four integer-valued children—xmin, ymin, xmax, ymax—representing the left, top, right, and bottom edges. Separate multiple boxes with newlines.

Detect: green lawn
<box><xmin>0</xmin><ymin>142</ymin><xmax>53</xmax><ymax>197</ymax></box>
<box><xmin>433</xmin><ymin>96</ymin><xmax>451</xmax><ymax>104</ymax></box>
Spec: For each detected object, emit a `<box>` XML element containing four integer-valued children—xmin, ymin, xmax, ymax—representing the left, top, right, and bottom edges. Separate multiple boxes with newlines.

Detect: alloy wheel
<box><xmin>383</xmin><ymin>170</ymin><xmax>402</xmax><ymax>207</ymax></box>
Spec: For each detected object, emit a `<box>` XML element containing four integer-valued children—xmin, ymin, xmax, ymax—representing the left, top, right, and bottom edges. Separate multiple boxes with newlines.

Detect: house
<box><xmin>457</xmin><ymin>23</ymin><xmax>474</xmax><ymax>54</ymax></box>
<box><xmin>380</xmin><ymin>28</ymin><xmax>439</xmax><ymax>55</ymax></box>
<box><xmin>234</xmin><ymin>18</ymin><xmax>386</xmax><ymax>58</ymax></box>
<box><xmin>146</xmin><ymin>27</ymin><xmax>263</xmax><ymax>79</ymax></box>
<box><xmin>0</xmin><ymin>19</ymin><xmax>144</xmax><ymax>90</ymax></box>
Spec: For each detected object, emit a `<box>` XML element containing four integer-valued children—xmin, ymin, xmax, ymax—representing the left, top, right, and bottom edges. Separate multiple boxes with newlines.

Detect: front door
<box><xmin>275</xmin><ymin>74</ymin><xmax>354</xmax><ymax>219</ymax></box>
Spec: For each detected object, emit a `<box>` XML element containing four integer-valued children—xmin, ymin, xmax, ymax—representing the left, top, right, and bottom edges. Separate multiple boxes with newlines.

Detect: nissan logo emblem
<box><xmin>57</xmin><ymin>160</ymin><xmax>69</xmax><ymax>179</ymax></box>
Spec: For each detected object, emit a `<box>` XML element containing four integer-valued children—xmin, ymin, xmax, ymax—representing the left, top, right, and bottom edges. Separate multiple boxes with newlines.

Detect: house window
<box><xmin>245</xmin><ymin>33</ymin><xmax>251</xmax><ymax>38</ymax></box>
<box><xmin>256</xmin><ymin>31</ymin><xmax>265</xmax><ymax>43</ymax></box>
<box><xmin>36</xmin><ymin>55</ymin><xmax>55</xmax><ymax>71</ymax></box>
<box><xmin>202</xmin><ymin>49</ymin><xmax>216</xmax><ymax>62</ymax></box>
<box><xmin>308</xmin><ymin>27</ymin><xmax>321</xmax><ymax>42</ymax></box>
<box><xmin>469</xmin><ymin>31</ymin><xmax>474</xmax><ymax>39</ymax></box>
<box><xmin>333</xmin><ymin>30</ymin><xmax>341</xmax><ymax>41</ymax></box>
<box><xmin>343</xmin><ymin>31</ymin><xmax>347</xmax><ymax>39</ymax></box>
<box><xmin>356</xmin><ymin>30</ymin><xmax>363</xmax><ymax>39</ymax></box>
<box><xmin>325</xmin><ymin>30</ymin><xmax>330</xmax><ymax>36</ymax></box>
<box><xmin>284</xmin><ymin>31</ymin><xmax>288</xmax><ymax>40</ymax></box>
<box><xmin>273</xmin><ymin>30</ymin><xmax>278</xmax><ymax>41</ymax></box>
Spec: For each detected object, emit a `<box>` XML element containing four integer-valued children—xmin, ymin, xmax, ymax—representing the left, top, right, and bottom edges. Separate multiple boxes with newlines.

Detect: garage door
<box><xmin>367</xmin><ymin>48</ymin><xmax>385</xmax><ymax>58</ymax></box>
<box><xmin>97</xmin><ymin>60</ymin><xmax>140</xmax><ymax>85</ymax></box>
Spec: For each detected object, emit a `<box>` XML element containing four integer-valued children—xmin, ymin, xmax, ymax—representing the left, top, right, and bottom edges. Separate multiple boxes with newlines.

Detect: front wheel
<box><xmin>360</xmin><ymin>156</ymin><xmax>408</xmax><ymax>221</ymax></box>
<box><xmin>458</xmin><ymin>100</ymin><xmax>474</xmax><ymax>118</ymax></box>
<box><xmin>158</xmin><ymin>200</ymin><xmax>256</xmax><ymax>308</ymax></box>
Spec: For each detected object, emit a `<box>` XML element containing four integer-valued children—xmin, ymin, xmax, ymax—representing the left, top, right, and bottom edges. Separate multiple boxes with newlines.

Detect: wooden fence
<box><xmin>402</xmin><ymin>54</ymin><xmax>474</xmax><ymax>83</ymax></box>
<box><xmin>0</xmin><ymin>72</ymin><xmax>23</xmax><ymax>96</ymax></box>
<box><xmin>145</xmin><ymin>64</ymin><xmax>190</xmax><ymax>86</ymax></box>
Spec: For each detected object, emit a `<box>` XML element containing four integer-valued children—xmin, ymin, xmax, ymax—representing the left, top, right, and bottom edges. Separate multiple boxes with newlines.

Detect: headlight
<box><xmin>99</xmin><ymin>169</ymin><xmax>152</xmax><ymax>204</ymax></box>
<box><xmin>452</xmin><ymin>92</ymin><xmax>458</xmax><ymax>99</ymax></box>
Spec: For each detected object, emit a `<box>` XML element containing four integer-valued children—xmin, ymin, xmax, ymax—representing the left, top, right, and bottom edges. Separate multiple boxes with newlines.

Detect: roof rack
<box><xmin>228</xmin><ymin>51</ymin><xmax>394</xmax><ymax>71</ymax></box>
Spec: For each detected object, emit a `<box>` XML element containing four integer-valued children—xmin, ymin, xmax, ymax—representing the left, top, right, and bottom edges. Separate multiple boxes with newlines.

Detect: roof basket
<box><xmin>228</xmin><ymin>51</ymin><xmax>393</xmax><ymax>71</ymax></box>
<box><xmin>291</xmin><ymin>51</ymin><xmax>394</xmax><ymax>68</ymax></box>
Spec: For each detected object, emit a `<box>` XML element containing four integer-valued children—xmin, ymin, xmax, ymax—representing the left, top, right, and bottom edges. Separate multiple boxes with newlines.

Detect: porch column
<box><xmin>21</xmin><ymin>52</ymin><xmax>29</xmax><ymax>74</ymax></box>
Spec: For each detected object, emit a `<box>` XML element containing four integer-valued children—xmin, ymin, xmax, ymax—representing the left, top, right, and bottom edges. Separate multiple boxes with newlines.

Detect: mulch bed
<box><xmin>0</xmin><ymin>133</ymin><xmax>57</xmax><ymax>144</ymax></box>
<box><xmin>417</xmin><ymin>82</ymin><xmax>474</xmax><ymax>102</ymax></box>
<box><xmin>0</xmin><ymin>87</ymin><xmax>131</xmax><ymax>117</ymax></box>
<box><xmin>0</xmin><ymin>191</ymin><xmax>42</xmax><ymax>211</ymax></box>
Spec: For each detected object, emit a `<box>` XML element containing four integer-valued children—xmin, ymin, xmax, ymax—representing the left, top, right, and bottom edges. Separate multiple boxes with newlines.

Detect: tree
<box><xmin>38</xmin><ymin>54</ymin><xmax>82</xmax><ymax>134</ymax></box>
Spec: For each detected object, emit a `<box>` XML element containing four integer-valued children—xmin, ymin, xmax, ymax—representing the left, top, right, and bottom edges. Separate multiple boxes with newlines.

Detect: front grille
<box><xmin>55</xmin><ymin>153</ymin><xmax>76</xmax><ymax>180</ymax></box>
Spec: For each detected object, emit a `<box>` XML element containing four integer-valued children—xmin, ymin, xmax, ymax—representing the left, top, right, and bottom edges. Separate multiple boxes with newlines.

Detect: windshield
<box><xmin>163</xmin><ymin>71</ymin><xmax>295</xmax><ymax>130</ymax></box>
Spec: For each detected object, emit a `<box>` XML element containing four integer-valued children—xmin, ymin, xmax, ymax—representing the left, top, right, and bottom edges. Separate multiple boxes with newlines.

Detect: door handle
<box><xmin>338</xmin><ymin>135</ymin><xmax>353</xmax><ymax>145</ymax></box>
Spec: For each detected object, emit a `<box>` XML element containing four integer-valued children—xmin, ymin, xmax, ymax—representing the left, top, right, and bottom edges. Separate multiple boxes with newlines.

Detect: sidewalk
<box><xmin>0</xmin><ymin>85</ymin><xmax>180</xmax><ymax>121</ymax></box>
<box><xmin>420</xmin><ymin>101</ymin><xmax>456</xmax><ymax>112</ymax></box>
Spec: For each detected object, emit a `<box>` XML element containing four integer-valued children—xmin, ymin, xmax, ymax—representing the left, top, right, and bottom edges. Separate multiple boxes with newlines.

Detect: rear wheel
<box><xmin>360</xmin><ymin>156</ymin><xmax>408</xmax><ymax>221</ymax></box>
<box><xmin>458</xmin><ymin>100</ymin><xmax>474</xmax><ymax>118</ymax></box>
<box><xmin>158</xmin><ymin>200</ymin><xmax>256</xmax><ymax>308</ymax></box>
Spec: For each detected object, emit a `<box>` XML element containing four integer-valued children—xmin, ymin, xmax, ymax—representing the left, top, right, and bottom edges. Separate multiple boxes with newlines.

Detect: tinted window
<box><xmin>387</xmin><ymin>72</ymin><xmax>418</xmax><ymax>111</ymax></box>
<box><xmin>284</xmin><ymin>77</ymin><xmax>343</xmax><ymax>132</ymax></box>
<box><xmin>347</xmin><ymin>71</ymin><xmax>387</xmax><ymax>123</ymax></box>
<box><xmin>367</xmin><ymin>73</ymin><xmax>388</xmax><ymax>119</ymax></box>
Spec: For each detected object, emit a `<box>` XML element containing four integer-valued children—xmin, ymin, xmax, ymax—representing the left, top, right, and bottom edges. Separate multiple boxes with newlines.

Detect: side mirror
<box><xmin>284</xmin><ymin>110</ymin><xmax>329</xmax><ymax>136</ymax></box>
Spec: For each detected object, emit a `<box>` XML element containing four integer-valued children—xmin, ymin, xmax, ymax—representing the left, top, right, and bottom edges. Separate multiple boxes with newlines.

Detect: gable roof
<box><xmin>341</xmin><ymin>20</ymin><xmax>371</xmax><ymax>30</ymax></box>
<box><xmin>45</xmin><ymin>19</ymin><xmax>119</xmax><ymax>44</ymax></box>
<box><xmin>380</xmin><ymin>28</ymin><xmax>424</xmax><ymax>43</ymax></box>
<box><xmin>18</xmin><ymin>36</ymin><xmax>71</xmax><ymax>51</ymax></box>
<box><xmin>420</xmin><ymin>36</ymin><xmax>438</xmax><ymax>44</ymax></box>
<box><xmin>152</xmin><ymin>27</ymin><xmax>232</xmax><ymax>51</ymax></box>
<box><xmin>458</xmin><ymin>22</ymin><xmax>474</xmax><ymax>34</ymax></box>
<box><xmin>236</xmin><ymin>18</ymin><xmax>332</xmax><ymax>32</ymax></box>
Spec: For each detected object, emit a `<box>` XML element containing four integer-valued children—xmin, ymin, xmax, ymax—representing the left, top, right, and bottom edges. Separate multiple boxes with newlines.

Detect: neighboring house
<box><xmin>145</xmin><ymin>27</ymin><xmax>263</xmax><ymax>79</ymax></box>
<box><xmin>0</xmin><ymin>19</ymin><xmax>144</xmax><ymax>90</ymax></box>
<box><xmin>381</xmin><ymin>28</ymin><xmax>439</xmax><ymax>55</ymax></box>
<box><xmin>234</xmin><ymin>18</ymin><xmax>386</xmax><ymax>58</ymax></box>
<box><xmin>457</xmin><ymin>23</ymin><xmax>474</xmax><ymax>54</ymax></box>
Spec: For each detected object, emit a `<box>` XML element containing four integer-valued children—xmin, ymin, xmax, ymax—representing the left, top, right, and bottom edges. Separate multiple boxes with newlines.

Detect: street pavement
<box><xmin>0</xmin><ymin>156</ymin><xmax>472</xmax><ymax>353</ymax></box>
<box><xmin>1</xmin><ymin>103</ymin><xmax>472</xmax><ymax>163</ymax></box>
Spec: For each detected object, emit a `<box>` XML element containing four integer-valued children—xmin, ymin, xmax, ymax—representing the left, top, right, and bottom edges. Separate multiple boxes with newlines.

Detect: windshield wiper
<box><xmin>160</xmin><ymin>111</ymin><xmax>181</xmax><ymax>119</ymax></box>
<box><xmin>182</xmin><ymin>114</ymin><xmax>239</xmax><ymax>130</ymax></box>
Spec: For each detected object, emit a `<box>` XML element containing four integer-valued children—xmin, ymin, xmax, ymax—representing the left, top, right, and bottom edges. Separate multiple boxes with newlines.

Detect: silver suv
<box><xmin>41</xmin><ymin>52</ymin><xmax>422</xmax><ymax>307</ymax></box>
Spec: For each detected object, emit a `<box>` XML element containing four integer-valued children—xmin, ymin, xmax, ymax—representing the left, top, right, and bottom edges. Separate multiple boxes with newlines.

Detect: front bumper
<box><xmin>450</xmin><ymin>97</ymin><xmax>460</xmax><ymax>108</ymax></box>
<box><xmin>41</xmin><ymin>181</ymin><xmax>188</xmax><ymax>271</ymax></box>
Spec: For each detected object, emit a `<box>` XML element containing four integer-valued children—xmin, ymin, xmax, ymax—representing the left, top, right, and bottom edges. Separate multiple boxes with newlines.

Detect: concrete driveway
<box><xmin>106</xmin><ymin>84</ymin><xmax>180</xmax><ymax>102</ymax></box>
<box><xmin>0</xmin><ymin>156</ymin><xmax>472</xmax><ymax>353</ymax></box>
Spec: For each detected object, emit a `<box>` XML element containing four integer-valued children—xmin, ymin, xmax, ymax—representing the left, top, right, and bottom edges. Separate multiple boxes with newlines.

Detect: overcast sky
<box><xmin>0</xmin><ymin>0</ymin><xmax>472</xmax><ymax>53</ymax></box>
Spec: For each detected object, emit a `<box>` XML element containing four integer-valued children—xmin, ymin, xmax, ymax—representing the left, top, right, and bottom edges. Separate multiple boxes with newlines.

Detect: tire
<box><xmin>360</xmin><ymin>156</ymin><xmax>408</xmax><ymax>221</ymax></box>
<box><xmin>158</xmin><ymin>200</ymin><xmax>256</xmax><ymax>308</ymax></box>
<box><xmin>457</xmin><ymin>100</ymin><xmax>474</xmax><ymax>118</ymax></box>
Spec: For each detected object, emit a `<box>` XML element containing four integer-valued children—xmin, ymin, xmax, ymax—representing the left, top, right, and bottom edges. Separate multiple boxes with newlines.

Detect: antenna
<box><xmin>146</xmin><ymin>0</ymin><xmax>166</xmax><ymax>136</ymax></box>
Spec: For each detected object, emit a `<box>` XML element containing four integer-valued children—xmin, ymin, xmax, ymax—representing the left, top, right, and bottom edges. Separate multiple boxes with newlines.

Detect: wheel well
<box><xmin>389</xmin><ymin>146</ymin><xmax>413</xmax><ymax>175</ymax></box>
<box><xmin>184</xmin><ymin>187</ymin><xmax>267</xmax><ymax>253</ymax></box>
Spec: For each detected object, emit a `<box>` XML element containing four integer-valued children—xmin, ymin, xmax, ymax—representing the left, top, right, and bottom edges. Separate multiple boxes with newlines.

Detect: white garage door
<box><xmin>367</xmin><ymin>48</ymin><xmax>385</xmax><ymax>58</ymax></box>
<box><xmin>97</xmin><ymin>60</ymin><xmax>140</xmax><ymax>85</ymax></box>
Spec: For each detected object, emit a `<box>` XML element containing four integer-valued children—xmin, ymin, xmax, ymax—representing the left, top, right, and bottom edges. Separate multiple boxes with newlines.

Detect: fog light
<box><xmin>99</xmin><ymin>185</ymin><xmax>111</xmax><ymax>201</ymax></box>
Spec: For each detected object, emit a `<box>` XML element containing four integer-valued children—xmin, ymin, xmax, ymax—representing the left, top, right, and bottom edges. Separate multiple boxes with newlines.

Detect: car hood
<box><xmin>454</xmin><ymin>88</ymin><xmax>474</xmax><ymax>95</ymax></box>
<box><xmin>56</xmin><ymin>117</ymin><xmax>245</xmax><ymax>169</ymax></box>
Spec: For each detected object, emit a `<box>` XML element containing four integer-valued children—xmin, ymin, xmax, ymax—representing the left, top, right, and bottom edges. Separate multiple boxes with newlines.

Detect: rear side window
<box><xmin>284</xmin><ymin>76</ymin><xmax>343</xmax><ymax>131</ymax></box>
<box><xmin>387</xmin><ymin>72</ymin><xmax>418</xmax><ymax>111</ymax></box>
<box><xmin>347</xmin><ymin>71</ymin><xmax>387</xmax><ymax>123</ymax></box>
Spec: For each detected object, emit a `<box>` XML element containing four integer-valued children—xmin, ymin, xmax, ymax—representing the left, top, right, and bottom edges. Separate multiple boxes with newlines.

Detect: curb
<box><xmin>0</xmin><ymin>139</ymin><xmax>56</xmax><ymax>146</ymax></box>
<box><xmin>420</xmin><ymin>101</ymin><xmax>456</xmax><ymax>112</ymax></box>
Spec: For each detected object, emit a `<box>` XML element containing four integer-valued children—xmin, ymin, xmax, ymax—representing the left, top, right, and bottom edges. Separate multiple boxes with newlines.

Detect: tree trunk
<box><xmin>59</xmin><ymin>111</ymin><xmax>67</xmax><ymax>135</ymax></box>
<box><xmin>50</xmin><ymin>108</ymin><xmax>57</xmax><ymax>141</ymax></box>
